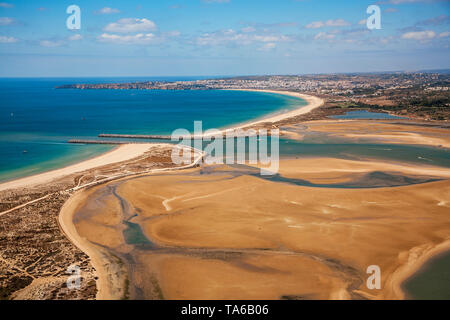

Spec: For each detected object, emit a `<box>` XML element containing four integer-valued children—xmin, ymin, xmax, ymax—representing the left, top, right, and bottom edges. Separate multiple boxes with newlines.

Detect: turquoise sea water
<box><xmin>1</xmin><ymin>78</ymin><xmax>449</xmax><ymax>183</ymax></box>
<box><xmin>5</xmin><ymin>78</ymin><xmax>446</xmax><ymax>298</ymax></box>
<box><xmin>0</xmin><ymin>78</ymin><xmax>304</xmax><ymax>182</ymax></box>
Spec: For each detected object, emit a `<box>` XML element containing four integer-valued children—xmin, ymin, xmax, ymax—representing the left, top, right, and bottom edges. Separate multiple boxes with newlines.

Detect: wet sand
<box><xmin>8</xmin><ymin>89</ymin><xmax>450</xmax><ymax>300</ymax></box>
<box><xmin>49</xmin><ymin>107</ymin><xmax>450</xmax><ymax>300</ymax></box>
<box><xmin>59</xmin><ymin>186</ymin><xmax>129</xmax><ymax>300</ymax></box>
<box><xmin>65</xmin><ymin>157</ymin><xmax>450</xmax><ymax>299</ymax></box>
<box><xmin>58</xmin><ymin>150</ymin><xmax>204</xmax><ymax>299</ymax></box>
<box><xmin>294</xmin><ymin>120</ymin><xmax>450</xmax><ymax>148</ymax></box>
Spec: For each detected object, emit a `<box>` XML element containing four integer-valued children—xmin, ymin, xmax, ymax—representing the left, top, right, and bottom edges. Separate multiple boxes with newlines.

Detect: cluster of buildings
<box><xmin>58</xmin><ymin>72</ymin><xmax>449</xmax><ymax>99</ymax></box>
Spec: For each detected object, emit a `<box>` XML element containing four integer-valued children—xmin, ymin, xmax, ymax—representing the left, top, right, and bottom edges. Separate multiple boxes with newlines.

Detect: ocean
<box><xmin>0</xmin><ymin>77</ymin><xmax>304</xmax><ymax>182</ymax></box>
<box><xmin>1</xmin><ymin>78</ymin><xmax>449</xmax><ymax>183</ymax></box>
<box><xmin>3</xmin><ymin>78</ymin><xmax>448</xmax><ymax>299</ymax></box>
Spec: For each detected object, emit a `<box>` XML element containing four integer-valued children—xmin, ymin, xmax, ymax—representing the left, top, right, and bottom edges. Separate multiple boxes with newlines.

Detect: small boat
<box><xmin>22</xmin><ymin>150</ymin><xmax>28</xmax><ymax>153</ymax></box>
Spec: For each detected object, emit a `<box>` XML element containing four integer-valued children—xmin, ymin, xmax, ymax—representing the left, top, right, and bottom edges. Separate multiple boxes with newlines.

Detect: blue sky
<box><xmin>0</xmin><ymin>0</ymin><xmax>449</xmax><ymax>77</ymax></box>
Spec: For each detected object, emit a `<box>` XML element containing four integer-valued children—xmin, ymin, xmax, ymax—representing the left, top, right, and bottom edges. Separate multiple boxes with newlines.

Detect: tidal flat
<box><xmin>68</xmin><ymin>120</ymin><xmax>450</xmax><ymax>299</ymax></box>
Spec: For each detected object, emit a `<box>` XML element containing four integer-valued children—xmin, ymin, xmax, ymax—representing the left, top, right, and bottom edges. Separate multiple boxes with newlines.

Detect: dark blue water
<box><xmin>1</xmin><ymin>78</ymin><xmax>449</xmax><ymax>183</ymax></box>
<box><xmin>0</xmin><ymin>78</ymin><xmax>304</xmax><ymax>182</ymax></box>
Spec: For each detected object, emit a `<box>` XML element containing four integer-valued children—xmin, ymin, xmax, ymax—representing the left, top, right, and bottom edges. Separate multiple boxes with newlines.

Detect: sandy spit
<box><xmin>59</xmin><ymin>150</ymin><xmax>204</xmax><ymax>299</ymax></box>
<box><xmin>0</xmin><ymin>144</ymin><xmax>162</xmax><ymax>192</ymax></box>
<box><xmin>0</xmin><ymin>91</ymin><xmax>323</xmax><ymax>191</ymax></box>
<box><xmin>220</xmin><ymin>90</ymin><xmax>324</xmax><ymax>132</ymax></box>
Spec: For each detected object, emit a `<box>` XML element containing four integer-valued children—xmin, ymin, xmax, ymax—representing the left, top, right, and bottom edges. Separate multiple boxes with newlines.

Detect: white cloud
<box><xmin>104</xmin><ymin>18</ymin><xmax>157</xmax><ymax>33</ymax></box>
<box><xmin>416</xmin><ymin>15</ymin><xmax>450</xmax><ymax>27</ymax></box>
<box><xmin>305</xmin><ymin>19</ymin><xmax>351</xmax><ymax>29</ymax></box>
<box><xmin>195</xmin><ymin>29</ymin><xmax>290</xmax><ymax>46</ymax></box>
<box><xmin>253</xmin><ymin>35</ymin><xmax>289</xmax><ymax>42</ymax></box>
<box><xmin>327</xmin><ymin>19</ymin><xmax>351</xmax><ymax>27</ymax></box>
<box><xmin>0</xmin><ymin>35</ymin><xmax>17</xmax><ymax>43</ymax></box>
<box><xmin>241</xmin><ymin>26</ymin><xmax>256</xmax><ymax>33</ymax></box>
<box><xmin>379</xmin><ymin>36</ymin><xmax>395</xmax><ymax>44</ymax></box>
<box><xmin>166</xmin><ymin>30</ymin><xmax>181</xmax><ymax>37</ymax></box>
<box><xmin>0</xmin><ymin>17</ymin><xmax>14</xmax><ymax>26</ymax></box>
<box><xmin>0</xmin><ymin>2</ymin><xmax>13</xmax><ymax>8</ymax></box>
<box><xmin>358</xmin><ymin>19</ymin><xmax>367</xmax><ymax>25</ymax></box>
<box><xmin>68</xmin><ymin>34</ymin><xmax>82</xmax><ymax>41</ymax></box>
<box><xmin>40</xmin><ymin>40</ymin><xmax>64</xmax><ymax>47</ymax></box>
<box><xmin>314</xmin><ymin>32</ymin><xmax>336</xmax><ymax>40</ymax></box>
<box><xmin>98</xmin><ymin>33</ymin><xmax>157</xmax><ymax>44</ymax></box>
<box><xmin>305</xmin><ymin>21</ymin><xmax>325</xmax><ymax>29</ymax></box>
<box><xmin>96</xmin><ymin>7</ymin><xmax>120</xmax><ymax>15</ymax></box>
<box><xmin>439</xmin><ymin>31</ymin><xmax>450</xmax><ymax>38</ymax></box>
<box><xmin>401</xmin><ymin>30</ymin><xmax>436</xmax><ymax>40</ymax></box>
<box><xmin>258</xmin><ymin>42</ymin><xmax>276</xmax><ymax>51</ymax></box>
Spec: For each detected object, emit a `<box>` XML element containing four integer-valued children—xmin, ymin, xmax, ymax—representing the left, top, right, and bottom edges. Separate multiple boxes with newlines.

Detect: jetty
<box><xmin>68</xmin><ymin>131</ymin><xmax>268</xmax><ymax>145</ymax></box>
<box><xmin>99</xmin><ymin>132</ymin><xmax>265</xmax><ymax>140</ymax></box>
<box><xmin>68</xmin><ymin>139</ymin><xmax>141</xmax><ymax>145</ymax></box>
<box><xmin>98</xmin><ymin>134</ymin><xmax>175</xmax><ymax>140</ymax></box>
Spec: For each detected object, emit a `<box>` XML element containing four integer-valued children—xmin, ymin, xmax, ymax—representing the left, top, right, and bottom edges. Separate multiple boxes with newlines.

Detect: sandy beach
<box><xmin>383</xmin><ymin>239</ymin><xmax>450</xmax><ymax>299</ymax></box>
<box><xmin>0</xmin><ymin>90</ymin><xmax>322</xmax><ymax>192</ymax></box>
<box><xmin>0</xmin><ymin>89</ymin><xmax>324</xmax><ymax>299</ymax></box>
<box><xmin>221</xmin><ymin>90</ymin><xmax>324</xmax><ymax>132</ymax></box>
<box><xmin>3</xmin><ymin>88</ymin><xmax>449</xmax><ymax>300</ymax></box>
<box><xmin>58</xmin><ymin>149</ymin><xmax>205</xmax><ymax>300</ymax></box>
<box><xmin>53</xmin><ymin>92</ymin><xmax>449</xmax><ymax>300</ymax></box>
<box><xmin>0</xmin><ymin>144</ymin><xmax>159</xmax><ymax>192</ymax></box>
<box><xmin>65</xmin><ymin>158</ymin><xmax>450</xmax><ymax>299</ymax></box>
<box><xmin>298</xmin><ymin>120</ymin><xmax>450</xmax><ymax>149</ymax></box>
<box><xmin>58</xmin><ymin>187</ymin><xmax>129</xmax><ymax>300</ymax></box>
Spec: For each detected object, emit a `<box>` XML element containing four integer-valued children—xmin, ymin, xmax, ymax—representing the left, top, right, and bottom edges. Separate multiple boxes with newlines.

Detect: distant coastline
<box><xmin>0</xmin><ymin>89</ymin><xmax>322</xmax><ymax>191</ymax></box>
<box><xmin>1</xmin><ymin>87</ymin><xmax>449</xmax><ymax>299</ymax></box>
<box><xmin>220</xmin><ymin>89</ymin><xmax>323</xmax><ymax>132</ymax></box>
